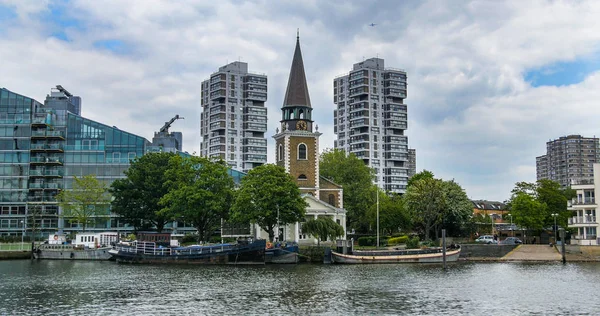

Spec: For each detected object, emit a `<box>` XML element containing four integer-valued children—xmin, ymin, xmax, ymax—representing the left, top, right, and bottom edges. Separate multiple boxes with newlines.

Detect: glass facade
<box><xmin>1</xmin><ymin>87</ymin><xmax>246</xmax><ymax>239</ymax></box>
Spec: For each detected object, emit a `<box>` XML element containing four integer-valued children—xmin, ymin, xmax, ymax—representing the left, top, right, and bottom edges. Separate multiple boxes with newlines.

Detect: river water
<box><xmin>1</xmin><ymin>260</ymin><xmax>599</xmax><ymax>315</ymax></box>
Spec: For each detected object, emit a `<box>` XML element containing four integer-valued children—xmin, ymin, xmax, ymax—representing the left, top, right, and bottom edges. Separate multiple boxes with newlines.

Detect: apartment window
<box><xmin>298</xmin><ymin>144</ymin><xmax>307</xmax><ymax>160</ymax></box>
<box><xmin>328</xmin><ymin>194</ymin><xmax>335</xmax><ymax>206</ymax></box>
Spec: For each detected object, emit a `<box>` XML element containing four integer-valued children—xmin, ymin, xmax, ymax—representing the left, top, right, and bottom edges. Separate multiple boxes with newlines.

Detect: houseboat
<box><xmin>109</xmin><ymin>233</ymin><xmax>266</xmax><ymax>264</ymax></box>
<box><xmin>35</xmin><ymin>232</ymin><xmax>118</xmax><ymax>260</ymax></box>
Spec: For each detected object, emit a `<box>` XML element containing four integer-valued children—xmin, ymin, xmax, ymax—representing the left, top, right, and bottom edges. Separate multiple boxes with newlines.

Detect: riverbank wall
<box><xmin>459</xmin><ymin>244</ymin><xmax>517</xmax><ymax>260</ymax></box>
<box><xmin>0</xmin><ymin>251</ymin><xmax>30</xmax><ymax>260</ymax></box>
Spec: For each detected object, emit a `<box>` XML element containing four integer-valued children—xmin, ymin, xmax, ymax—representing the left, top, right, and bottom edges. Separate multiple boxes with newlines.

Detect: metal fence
<box><xmin>0</xmin><ymin>242</ymin><xmax>30</xmax><ymax>251</ymax></box>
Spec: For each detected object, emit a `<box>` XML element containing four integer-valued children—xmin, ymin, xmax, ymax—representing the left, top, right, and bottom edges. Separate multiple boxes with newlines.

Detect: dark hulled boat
<box><xmin>109</xmin><ymin>239</ymin><xmax>266</xmax><ymax>264</ymax></box>
<box><xmin>265</xmin><ymin>243</ymin><xmax>299</xmax><ymax>264</ymax></box>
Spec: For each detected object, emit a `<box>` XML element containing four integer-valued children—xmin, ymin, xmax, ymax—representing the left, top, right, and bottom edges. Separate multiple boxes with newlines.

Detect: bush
<box><xmin>387</xmin><ymin>235</ymin><xmax>409</xmax><ymax>246</ymax></box>
<box><xmin>406</xmin><ymin>236</ymin><xmax>420</xmax><ymax>249</ymax></box>
<box><xmin>357</xmin><ymin>236</ymin><xmax>389</xmax><ymax>247</ymax></box>
<box><xmin>182</xmin><ymin>233</ymin><xmax>197</xmax><ymax>243</ymax></box>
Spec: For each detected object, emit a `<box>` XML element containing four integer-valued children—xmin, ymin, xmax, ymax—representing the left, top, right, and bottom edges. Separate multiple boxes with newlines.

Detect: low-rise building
<box><xmin>567</xmin><ymin>164</ymin><xmax>599</xmax><ymax>245</ymax></box>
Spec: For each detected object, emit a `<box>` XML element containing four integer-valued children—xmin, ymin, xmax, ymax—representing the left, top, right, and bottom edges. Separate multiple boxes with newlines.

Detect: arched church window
<box><xmin>299</xmin><ymin>109</ymin><xmax>304</xmax><ymax>119</ymax></box>
<box><xmin>298</xmin><ymin>143</ymin><xmax>307</xmax><ymax>160</ymax></box>
<box><xmin>298</xmin><ymin>174</ymin><xmax>307</xmax><ymax>180</ymax></box>
<box><xmin>278</xmin><ymin>144</ymin><xmax>283</xmax><ymax>161</ymax></box>
<box><xmin>290</xmin><ymin>111</ymin><xmax>295</xmax><ymax>120</ymax></box>
<box><xmin>328</xmin><ymin>194</ymin><xmax>335</xmax><ymax>206</ymax></box>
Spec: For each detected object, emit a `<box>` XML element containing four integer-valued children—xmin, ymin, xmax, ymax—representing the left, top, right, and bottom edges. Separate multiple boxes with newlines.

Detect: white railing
<box><xmin>569</xmin><ymin>216</ymin><xmax>597</xmax><ymax>224</ymax></box>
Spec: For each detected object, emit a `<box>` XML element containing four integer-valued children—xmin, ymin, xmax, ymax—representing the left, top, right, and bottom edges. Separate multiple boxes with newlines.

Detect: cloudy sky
<box><xmin>2</xmin><ymin>0</ymin><xmax>600</xmax><ymax>201</ymax></box>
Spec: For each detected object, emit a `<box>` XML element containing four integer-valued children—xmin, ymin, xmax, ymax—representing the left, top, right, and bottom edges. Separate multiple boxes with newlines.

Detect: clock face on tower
<box><xmin>296</xmin><ymin>121</ymin><xmax>307</xmax><ymax>131</ymax></box>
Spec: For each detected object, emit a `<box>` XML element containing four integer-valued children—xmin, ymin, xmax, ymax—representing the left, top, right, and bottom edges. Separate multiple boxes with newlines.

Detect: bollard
<box><xmin>560</xmin><ymin>229</ymin><xmax>566</xmax><ymax>264</ymax></box>
<box><xmin>442</xmin><ymin>229</ymin><xmax>447</xmax><ymax>270</ymax></box>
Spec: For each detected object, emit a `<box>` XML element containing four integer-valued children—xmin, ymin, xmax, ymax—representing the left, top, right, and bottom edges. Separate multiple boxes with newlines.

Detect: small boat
<box><xmin>331</xmin><ymin>246</ymin><xmax>461</xmax><ymax>264</ymax></box>
<box><xmin>265</xmin><ymin>242</ymin><xmax>299</xmax><ymax>264</ymax></box>
<box><xmin>35</xmin><ymin>232</ymin><xmax>118</xmax><ymax>261</ymax></box>
<box><xmin>109</xmin><ymin>235</ymin><xmax>266</xmax><ymax>264</ymax></box>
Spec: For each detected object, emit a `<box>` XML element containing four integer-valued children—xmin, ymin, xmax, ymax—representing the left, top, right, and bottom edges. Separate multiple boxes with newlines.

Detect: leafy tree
<box><xmin>231</xmin><ymin>164</ymin><xmax>307</xmax><ymax>242</ymax></box>
<box><xmin>367</xmin><ymin>191</ymin><xmax>411</xmax><ymax>235</ymax></box>
<box><xmin>57</xmin><ymin>174</ymin><xmax>111</xmax><ymax>231</ymax></box>
<box><xmin>507</xmin><ymin>179</ymin><xmax>569</xmax><ymax>231</ymax></box>
<box><xmin>439</xmin><ymin>180</ymin><xmax>473</xmax><ymax>237</ymax></box>
<box><xmin>110</xmin><ymin>152</ymin><xmax>176</xmax><ymax>232</ymax></box>
<box><xmin>301</xmin><ymin>217</ymin><xmax>345</xmax><ymax>246</ymax></box>
<box><xmin>404</xmin><ymin>177</ymin><xmax>446</xmax><ymax>241</ymax></box>
<box><xmin>508</xmin><ymin>192</ymin><xmax>546</xmax><ymax>231</ymax></box>
<box><xmin>320</xmin><ymin>149</ymin><xmax>376</xmax><ymax>232</ymax></box>
<box><xmin>407</xmin><ymin>169</ymin><xmax>434</xmax><ymax>188</ymax></box>
<box><xmin>159</xmin><ymin>156</ymin><xmax>235</xmax><ymax>243</ymax></box>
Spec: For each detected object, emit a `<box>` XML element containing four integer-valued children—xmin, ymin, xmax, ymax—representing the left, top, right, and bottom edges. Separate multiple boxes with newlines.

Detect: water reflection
<box><xmin>1</xmin><ymin>261</ymin><xmax>600</xmax><ymax>315</ymax></box>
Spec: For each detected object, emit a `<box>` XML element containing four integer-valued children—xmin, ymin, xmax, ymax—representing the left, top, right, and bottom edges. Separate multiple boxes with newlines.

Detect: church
<box><xmin>254</xmin><ymin>34</ymin><xmax>347</xmax><ymax>244</ymax></box>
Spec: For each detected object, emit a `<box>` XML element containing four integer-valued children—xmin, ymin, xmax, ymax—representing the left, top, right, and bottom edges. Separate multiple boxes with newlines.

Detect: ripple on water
<box><xmin>1</xmin><ymin>261</ymin><xmax>600</xmax><ymax>315</ymax></box>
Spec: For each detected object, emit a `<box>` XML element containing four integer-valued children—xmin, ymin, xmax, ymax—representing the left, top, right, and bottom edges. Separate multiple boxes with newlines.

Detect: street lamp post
<box><xmin>552</xmin><ymin>213</ymin><xmax>558</xmax><ymax>244</ymax></box>
<box><xmin>20</xmin><ymin>220</ymin><xmax>24</xmax><ymax>251</ymax></box>
<box><xmin>508</xmin><ymin>214</ymin><xmax>513</xmax><ymax>237</ymax></box>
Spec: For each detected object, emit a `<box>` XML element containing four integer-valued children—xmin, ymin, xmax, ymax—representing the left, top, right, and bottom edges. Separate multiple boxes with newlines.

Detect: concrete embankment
<box><xmin>459</xmin><ymin>244</ymin><xmax>518</xmax><ymax>261</ymax></box>
<box><xmin>461</xmin><ymin>244</ymin><xmax>600</xmax><ymax>262</ymax></box>
<box><xmin>0</xmin><ymin>251</ymin><xmax>31</xmax><ymax>260</ymax></box>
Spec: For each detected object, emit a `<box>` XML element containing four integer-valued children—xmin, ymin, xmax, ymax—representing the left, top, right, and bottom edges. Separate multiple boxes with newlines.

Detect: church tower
<box><xmin>273</xmin><ymin>33</ymin><xmax>321</xmax><ymax>195</ymax></box>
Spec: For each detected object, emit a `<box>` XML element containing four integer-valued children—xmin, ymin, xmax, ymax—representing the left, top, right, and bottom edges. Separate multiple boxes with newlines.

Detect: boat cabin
<box><xmin>48</xmin><ymin>233</ymin><xmax>67</xmax><ymax>245</ymax></box>
<box><xmin>73</xmin><ymin>232</ymin><xmax>118</xmax><ymax>248</ymax></box>
<box><xmin>136</xmin><ymin>232</ymin><xmax>180</xmax><ymax>247</ymax></box>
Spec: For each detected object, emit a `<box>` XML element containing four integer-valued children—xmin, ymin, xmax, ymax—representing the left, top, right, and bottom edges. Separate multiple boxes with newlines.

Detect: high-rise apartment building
<box><xmin>407</xmin><ymin>148</ymin><xmax>416</xmax><ymax>178</ymax></box>
<box><xmin>333</xmin><ymin>58</ymin><xmax>410</xmax><ymax>193</ymax></box>
<box><xmin>536</xmin><ymin>135</ymin><xmax>600</xmax><ymax>188</ymax></box>
<box><xmin>200</xmin><ymin>62</ymin><xmax>268</xmax><ymax>173</ymax></box>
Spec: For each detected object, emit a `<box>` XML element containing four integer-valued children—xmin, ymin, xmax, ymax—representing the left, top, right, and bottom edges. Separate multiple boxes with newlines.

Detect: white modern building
<box><xmin>333</xmin><ymin>58</ymin><xmax>414</xmax><ymax>193</ymax></box>
<box><xmin>568</xmin><ymin>163</ymin><xmax>600</xmax><ymax>245</ymax></box>
<box><xmin>200</xmin><ymin>61</ymin><xmax>268</xmax><ymax>172</ymax></box>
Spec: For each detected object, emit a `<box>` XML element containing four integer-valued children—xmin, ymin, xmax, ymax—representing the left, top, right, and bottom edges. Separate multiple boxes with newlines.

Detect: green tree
<box><xmin>404</xmin><ymin>177</ymin><xmax>446</xmax><ymax>241</ymax></box>
<box><xmin>57</xmin><ymin>175</ymin><xmax>111</xmax><ymax>231</ymax></box>
<box><xmin>231</xmin><ymin>164</ymin><xmax>307</xmax><ymax>242</ymax></box>
<box><xmin>536</xmin><ymin>179</ymin><xmax>569</xmax><ymax>227</ymax></box>
<box><xmin>367</xmin><ymin>191</ymin><xmax>411</xmax><ymax>235</ymax></box>
<box><xmin>508</xmin><ymin>192</ymin><xmax>546</xmax><ymax>231</ymax></box>
<box><xmin>439</xmin><ymin>180</ymin><xmax>473</xmax><ymax>237</ymax></box>
<box><xmin>159</xmin><ymin>156</ymin><xmax>235</xmax><ymax>243</ymax></box>
<box><xmin>407</xmin><ymin>169</ymin><xmax>434</xmax><ymax>188</ymax></box>
<box><xmin>110</xmin><ymin>152</ymin><xmax>176</xmax><ymax>232</ymax></box>
<box><xmin>301</xmin><ymin>217</ymin><xmax>345</xmax><ymax>246</ymax></box>
<box><xmin>319</xmin><ymin>149</ymin><xmax>376</xmax><ymax>232</ymax></box>
<box><xmin>507</xmin><ymin>179</ymin><xmax>569</xmax><ymax>231</ymax></box>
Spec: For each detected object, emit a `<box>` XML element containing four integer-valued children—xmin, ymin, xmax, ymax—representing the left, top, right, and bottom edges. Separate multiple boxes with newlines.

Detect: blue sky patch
<box><xmin>524</xmin><ymin>55</ymin><xmax>600</xmax><ymax>87</ymax></box>
<box><xmin>93</xmin><ymin>39</ymin><xmax>128</xmax><ymax>54</ymax></box>
<box><xmin>0</xmin><ymin>4</ymin><xmax>17</xmax><ymax>20</ymax></box>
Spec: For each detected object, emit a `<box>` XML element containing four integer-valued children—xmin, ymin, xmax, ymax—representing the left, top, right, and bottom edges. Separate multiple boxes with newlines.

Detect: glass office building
<box><xmin>1</xmin><ymin>87</ymin><xmax>245</xmax><ymax>239</ymax></box>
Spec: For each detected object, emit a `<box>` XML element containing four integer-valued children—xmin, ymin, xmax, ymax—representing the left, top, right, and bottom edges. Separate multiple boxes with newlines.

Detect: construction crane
<box><xmin>160</xmin><ymin>115</ymin><xmax>184</xmax><ymax>134</ymax></box>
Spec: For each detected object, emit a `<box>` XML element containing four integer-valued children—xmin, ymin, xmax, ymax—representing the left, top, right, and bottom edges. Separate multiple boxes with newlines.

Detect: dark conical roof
<box><xmin>282</xmin><ymin>35</ymin><xmax>311</xmax><ymax>108</ymax></box>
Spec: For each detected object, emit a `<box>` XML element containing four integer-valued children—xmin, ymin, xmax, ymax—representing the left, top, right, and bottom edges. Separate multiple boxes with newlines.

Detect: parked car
<box><xmin>499</xmin><ymin>237</ymin><xmax>522</xmax><ymax>245</ymax></box>
<box><xmin>475</xmin><ymin>235</ymin><xmax>497</xmax><ymax>244</ymax></box>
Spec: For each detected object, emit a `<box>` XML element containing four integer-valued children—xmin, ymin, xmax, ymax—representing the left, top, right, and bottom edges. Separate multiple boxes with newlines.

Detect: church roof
<box><xmin>282</xmin><ymin>34</ymin><xmax>311</xmax><ymax>108</ymax></box>
<box><xmin>320</xmin><ymin>176</ymin><xmax>343</xmax><ymax>189</ymax></box>
<box><xmin>302</xmin><ymin>194</ymin><xmax>345</xmax><ymax>214</ymax></box>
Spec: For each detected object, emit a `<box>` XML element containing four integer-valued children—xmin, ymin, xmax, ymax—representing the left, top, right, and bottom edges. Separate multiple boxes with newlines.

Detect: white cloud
<box><xmin>2</xmin><ymin>0</ymin><xmax>600</xmax><ymax>201</ymax></box>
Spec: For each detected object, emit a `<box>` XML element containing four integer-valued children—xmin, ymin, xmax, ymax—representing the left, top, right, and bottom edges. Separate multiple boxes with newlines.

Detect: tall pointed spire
<box><xmin>283</xmin><ymin>31</ymin><xmax>311</xmax><ymax>108</ymax></box>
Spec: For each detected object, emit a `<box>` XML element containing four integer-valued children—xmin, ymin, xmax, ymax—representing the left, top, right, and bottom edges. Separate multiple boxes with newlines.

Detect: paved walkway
<box><xmin>502</xmin><ymin>245</ymin><xmax>562</xmax><ymax>261</ymax></box>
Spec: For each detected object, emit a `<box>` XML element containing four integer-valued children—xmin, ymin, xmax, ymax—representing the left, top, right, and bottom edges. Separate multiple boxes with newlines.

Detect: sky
<box><xmin>2</xmin><ymin>0</ymin><xmax>600</xmax><ymax>202</ymax></box>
